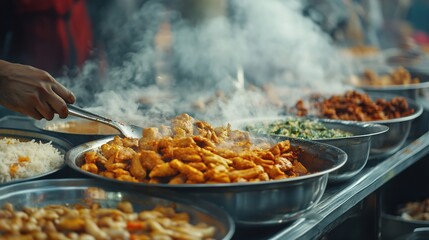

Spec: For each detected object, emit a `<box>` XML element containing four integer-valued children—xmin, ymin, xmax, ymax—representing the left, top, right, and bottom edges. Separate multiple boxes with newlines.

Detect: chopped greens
<box><xmin>245</xmin><ymin>119</ymin><xmax>353</xmax><ymax>140</ymax></box>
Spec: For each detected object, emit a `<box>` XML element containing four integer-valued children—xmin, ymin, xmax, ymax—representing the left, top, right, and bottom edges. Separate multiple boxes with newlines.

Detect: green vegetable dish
<box><xmin>245</xmin><ymin>119</ymin><xmax>353</xmax><ymax>140</ymax></box>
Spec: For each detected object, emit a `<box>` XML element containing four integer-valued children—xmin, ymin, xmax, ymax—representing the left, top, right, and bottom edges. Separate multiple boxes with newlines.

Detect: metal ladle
<box><xmin>67</xmin><ymin>104</ymin><xmax>143</xmax><ymax>138</ymax></box>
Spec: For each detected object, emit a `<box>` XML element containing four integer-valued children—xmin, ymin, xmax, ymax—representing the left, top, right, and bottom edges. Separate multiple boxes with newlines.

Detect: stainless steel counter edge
<box><xmin>269</xmin><ymin>132</ymin><xmax>429</xmax><ymax>240</ymax></box>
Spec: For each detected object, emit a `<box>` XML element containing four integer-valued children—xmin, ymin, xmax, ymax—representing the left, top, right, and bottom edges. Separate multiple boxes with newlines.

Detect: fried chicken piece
<box><xmin>187</xmin><ymin>162</ymin><xmax>207</xmax><ymax>171</ymax></box>
<box><xmin>139</xmin><ymin>150</ymin><xmax>164</xmax><ymax>171</ymax></box>
<box><xmin>192</xmin><ymin>136</ymin><xmax>216</xmax><ymax>149</ymax></box>
<box><xmin>200</xmin><ymin>149</ymin><xmax>232</xmax><ymax>167</ymax></box>
<box><xmin>100</xmin><ymin>143</ymin><xmax>135</xmax><ymax>162</ymax></box>
<box><xmin>84</xmin><ymin>151</ymin><xmax>98</xmax><ymax>164</ymax></box>
<box><xmin>205</xmin><ymin>166</ymin><xmax>231</xmax><ymax>183</ymax></box>
<box><xmin>228</xmin><ymin>165</ymin><xmax>264</xmax><ymax>181</ymax></box>
<box><xmin>171</xmin><ymin>114</ymin><xmax>195</xmax><ymax>136</ymax></box>
<box><xmin>292</xmin><ymin>160</ymin><xmax>308</xmax><ymax>175</ymax></box>
<box><xmin>121</xmin><ymin>137</ymin><xmax>139</xmax><ymax>149</ymax></box>
<box><xmin>195</xmin><ymin>121</ymin><xmax>220</xmax><ymax>143</ymax></box>
<box><xmin>130</xmin><ymin>153</ymin><xmax>146</xmax><ymax>180</ymax></box>
<box><xmin>105</xmin><ymin>163</ymin><xmax>128</xmax><ymax>172</ymax></box>
<box><xmin>267</xmin><ymin>165</ymin><xmax>287</xmax><ymax>179</ymax></box>
<box><xmin>172</xmin><ymin>147</ymin><xmax>202</xmax><ymax>162</ymax></box>
<box><xmin>269</xmin><ymin>140</ymin><xmax>291</xmax><ymax>156</ymax></box>
<box><xmin>231</xmin><ymin>157</ymin><xmax>256</xmax><ymax>170</ymax></box>
<box><xmin>169</xmin><ymin>159</ymin><xmax>205</xmax><ymax>183</ymax></box>
<box><xmin>149</xmin><ymin>163</ymin><xmax>179</xmax><ymax>178</ymax></box>
<box><xmin>142</xmin><ymin>127</ymin><xmax>161</xmax><ymax>141</ymax></box>
<box><xmin>168</xmin><ymin>174</ymin><xmax>187</xmax><ymax>184</ymax></box>
<box><xmin>81</xmin><ymin>163</ymin><xmax>98</xmax><ymax>174</ymax></box>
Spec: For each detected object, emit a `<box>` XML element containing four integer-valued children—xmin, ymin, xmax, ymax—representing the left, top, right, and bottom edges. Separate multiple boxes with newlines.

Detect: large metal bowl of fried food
<box><xmin>0</xmin><ymin>178</ymin><xmax>235</xmax><ymax>239</ymax></box>
<box><xmin>290</xmin><ymin>90</ymin><xmax>423</xmax><ymax>160</ymax></box>
<box><xmin>349</xmin><ymin>67</ymin><xmax>429</xmax><ymax>100</ymax></box>
<box><xmin>66</xmin><ymin>114</ymin><xmax>347</xmax><ymax>225</ymax></box>
<box><xmin>231</xmin><ymin>116</ymin><xmax>388</xmax><ymax>182</ymax></box>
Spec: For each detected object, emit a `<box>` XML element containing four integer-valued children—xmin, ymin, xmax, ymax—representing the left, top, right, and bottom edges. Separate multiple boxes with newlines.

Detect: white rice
<box><xmin>0</xmin><ymin>138</ymin><xmax>64</xmax><ymax>183</ymax></box>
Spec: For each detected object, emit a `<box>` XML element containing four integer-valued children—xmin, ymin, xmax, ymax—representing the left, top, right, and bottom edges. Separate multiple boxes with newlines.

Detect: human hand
<box><xmin>0</xmin><ymin>60</ymin><xmax>76</xmax><ymax>120</ymax></box>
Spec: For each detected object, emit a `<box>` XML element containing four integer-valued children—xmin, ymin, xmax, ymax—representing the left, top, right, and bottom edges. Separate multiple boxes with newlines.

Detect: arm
<box><xmin>0</xmin><ymin>60</ymin><xmax>75</xmax><ymax>120</ymax></box>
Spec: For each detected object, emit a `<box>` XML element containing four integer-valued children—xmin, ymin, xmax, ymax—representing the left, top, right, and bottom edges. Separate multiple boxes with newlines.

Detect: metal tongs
<box><xmin>67</xmin><ymin>104</ymin><xmax>143</xmax><ymax>138</ymax></box>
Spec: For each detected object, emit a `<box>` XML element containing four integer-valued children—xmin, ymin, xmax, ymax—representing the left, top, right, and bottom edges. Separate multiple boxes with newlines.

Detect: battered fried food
<box><xmin>81</xmin><ymin>114</ymin><xmax>308</xmax><ymax>184</ymax></box>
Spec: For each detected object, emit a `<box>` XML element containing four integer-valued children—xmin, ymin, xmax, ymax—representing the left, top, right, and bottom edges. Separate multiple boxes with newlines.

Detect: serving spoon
<box><xmin>67</xmin><ymin>104</ymin><xmax>143</xmax><ymax>138</ymax></box>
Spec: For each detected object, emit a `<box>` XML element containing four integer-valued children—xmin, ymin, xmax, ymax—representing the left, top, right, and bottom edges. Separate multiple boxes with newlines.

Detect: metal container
<box><xmin>0</xmin><ymin>178</ymin><xmax>234</xmax><ymax>240</ymax></box>
<box><xmin>353</xmin><ymin>70</ymin><xmax>429</xmax><ymax>100</ymax></box>
<box><xmin>0</xmin><ymin>128</ymin><xmax>72</xmax><ymax>186</ymax></box>
<box><xmin>230</xmin><ymin>117</ymin><xmax>389</xmax><ymax>182</ymax></box>
<box><xmin>351</xmin><ymin>69</ymin><xmax>429</xmax><ymax>139</ymax></box>
<box><xmin>380</xmin><ymin>158</ymin><xmax>429</xmax><ymax>240</ymax></box>
<box><xmin>66</xmin><ymin>136</ymin><xmax>347</xmax><ymax>226</ymax></box>
<box><xmin>34</xmin><ymin>116</ymin><xmax>120</xmax><ymax>146</ymax></box>
<box><xmin>365</xmin><ymin>93</ymin><xmax>422</xmax><ymax>160</ymax></box>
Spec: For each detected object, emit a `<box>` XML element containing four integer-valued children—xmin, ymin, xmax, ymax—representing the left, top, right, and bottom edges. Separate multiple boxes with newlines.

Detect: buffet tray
<box><xmin>1</xmin><ymin>113</ymin><xmax>429</xmax><ymax>239</ymax></box>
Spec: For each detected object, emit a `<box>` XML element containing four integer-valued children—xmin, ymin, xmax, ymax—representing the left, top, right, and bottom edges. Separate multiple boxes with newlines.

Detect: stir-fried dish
<box><xmin>80</xmin><ymin>114</ymin><xmax>309</xmax><ymax>184</ymax></box>
<box><xmin>292</xmin><ymin>90</ymin><xmax>414</xmax><ymax>121</ymax></box>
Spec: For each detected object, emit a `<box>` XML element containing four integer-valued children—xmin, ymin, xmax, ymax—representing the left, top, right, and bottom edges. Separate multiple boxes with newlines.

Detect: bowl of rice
<box><xmin>0</xmin><ymin>128</ymin><xmax>72</xmax><ymax>185</ymax></box>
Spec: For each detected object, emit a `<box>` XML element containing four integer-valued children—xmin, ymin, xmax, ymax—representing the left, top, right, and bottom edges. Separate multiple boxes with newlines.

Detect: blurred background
<box><xmin>1</xmin><ymin>0</ymin><xmax>429</xmax><ymax>124</ymax></box>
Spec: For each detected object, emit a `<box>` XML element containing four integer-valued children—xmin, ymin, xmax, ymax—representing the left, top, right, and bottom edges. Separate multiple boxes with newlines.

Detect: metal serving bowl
<box><xmin>0</xmin><ymin>178</ymin><xmax>235</xmax><ymax>240</ymax></box>
<box><xmin>66</xmin><ymin>136</ymin><xmax>346</xmax><ymax>226</ymax></box>
<box><xmin>379</xmin><ymin>159</ymin><xmax>429</xmax><ymax>240</ymax></box>
<box><xmin>365</xmin><ymin>93</ymin><xmax>422</xmax><ymax>160</ymax></box>
<box><xmin>34</xmin><ymin>116</ymin><xmax>120</xmax><ymax>146</ymax></box>
<box><xmin>350</xmin><ymin>69</ymin><xmax>429</xmax><ymax>139</ymax></box>
<box><xmin>0</xmin><ymin>128</ymin><xmax>72</xmax><ymax>186</ymax></box>
<box><xmin>230</xmin><ymin>116</ymin><xmax>389</xmax><ymax>182</ymax></box>
<box><xmin>350</xmin><ymin>69</ymin><xmax>429</xmax><ymax>100</ymax></box>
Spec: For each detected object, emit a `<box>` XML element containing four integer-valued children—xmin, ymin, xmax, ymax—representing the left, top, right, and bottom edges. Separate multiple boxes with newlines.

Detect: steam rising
<box><xmin>61</xmin><ymin>0</ymin><xmax>355</xmax><ymax>126</ymax></box>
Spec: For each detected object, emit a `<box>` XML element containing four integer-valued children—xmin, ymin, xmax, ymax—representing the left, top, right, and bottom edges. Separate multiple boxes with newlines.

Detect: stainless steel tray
<box><xmin>66</xmin><ymin>136</ymin><xmax>347</xmax><ymax>225</ymax></box>
<box><xmin>0</xmin><ymin>178</ymin><xmax>234</xmax><ymax>240</ymax></box>
<box><xmin>0</xmin><ymin>128</ymin><xmax>72</xmax><ymax>186</ymax></box>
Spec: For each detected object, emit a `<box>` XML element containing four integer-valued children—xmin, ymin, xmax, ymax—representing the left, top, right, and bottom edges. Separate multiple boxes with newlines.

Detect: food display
<box><xmin>0</xmin><ymin>201</ymin><xmax>216</xmax><ymax>239</ymax></box>
<box><xmin>80</xmin><ymin>114</ymin><xmax>308</xmax><ymax>184</ymax></box>
<box><xmin>0</xmin><ymin>137</ymin><xmax>63</xmax><ymax>183</ymax></box>
<box><xmin>354</xmin><ymin>67</ymin><xmax>420</xmax><ymax>87</ymax></box>
<box><xmin>292</xmin><ymin>90</ymin><xmax>415</xmax><ymax>121</ymax></box>
<box><xmin>398</xmin><ymin>198</ymin><xmax>429</xmax><ymax>221</ymax></box>
<box><xmin>244</xmin><ymin>119</ymin><xmax>353</xmax><ymax>140</ymax></box>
